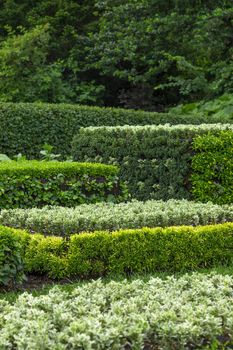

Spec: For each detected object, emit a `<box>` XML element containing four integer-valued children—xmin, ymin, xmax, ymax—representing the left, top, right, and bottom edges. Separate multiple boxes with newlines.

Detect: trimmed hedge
<box><xmin>66</xmin><ymin>223</ymin><xmax>233</xmax><ymax>277</ymax></box>
<box><xmin>192</xmin><ymin>131</ymin><xmax>233</xmax><ymax>204</ymax></box>
<box><xmin>1</xmin><ymin>102</ymin><xmax>233</xmax><ymax>159</ymax></box>
<box><xmin>1</xmin><ymin>222</ymin><xmax>232</xmax><ymax>283</ymax></box>
<box><xmin>0</xmin><ymin>161</ymin><xmax>127</xmax><ymax>209</ymax></box>
<box><xmin>1</xmin><ymin>199</ymin><xmax>232</xmax><ymax>236</ymax></box>
<box><xmin>72</xmin><ymin>124</ymin><xmax>233</xmax><ymax>201</ymax></box>
<box><xmin>0</xmin><ymin>102</ymin><xmax>163</xmax><ymax>158</ymax></box>
<box><xmin>1</xmin><ymin>274</ymin><xmax>233</xmax><ymax>349</ymax></box>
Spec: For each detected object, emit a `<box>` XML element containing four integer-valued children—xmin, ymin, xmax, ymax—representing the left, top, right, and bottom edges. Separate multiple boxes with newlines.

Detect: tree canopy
<box><xmin>0</xmin><ymin>0</ymin><xmax>232</xmax><ymax>110</ymax></box>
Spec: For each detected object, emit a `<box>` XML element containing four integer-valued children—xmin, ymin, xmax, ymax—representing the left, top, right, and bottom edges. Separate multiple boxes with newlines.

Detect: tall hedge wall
<box><xmin>0</xmin><ymin>102</ymin><xmax>233</xmax><ymax>159</ymax></box>
<box><xmin>72</xmin><ymin>124</ymin><xmax>233</xmax><ymax>201</ymax></box>
<box><xmin>0</xmin><ymin>103</ymin><xmax>162</xmax><ymax>158</ymax></box>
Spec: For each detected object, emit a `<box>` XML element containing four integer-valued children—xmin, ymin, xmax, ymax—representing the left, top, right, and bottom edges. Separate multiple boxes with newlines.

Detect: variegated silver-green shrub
<box><xmin>0</xmin><ymin>199</ymin><xmax>232</xmax><ymax>236</ymax></box>
<box><xmin>0</xmin><ymin>273</ymin><xmax>233</xmax><ymax>349</ymax></box>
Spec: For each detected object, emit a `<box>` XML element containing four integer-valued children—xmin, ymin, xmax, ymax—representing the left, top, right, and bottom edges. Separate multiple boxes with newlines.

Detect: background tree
<box><xmin>0</xmin><ymin>0</ymin><xmax>232</xmax><ymax>109</ymax></box>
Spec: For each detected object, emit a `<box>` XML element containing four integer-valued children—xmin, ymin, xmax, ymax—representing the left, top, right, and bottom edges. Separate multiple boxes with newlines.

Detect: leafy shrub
<box><xmin>0</xmin><ymin>226</ymin><xmax>28</xmax><ymax>286</ymax></box>
<box><xmin>67</xmin><ymin>223</ymin><xmax>233</xmax><ymax>277</ymax></box>
<box><xmin>1</xmin><ymin>273</ymin><xmax>233</xmax><ymax>349</ymax></box>
<box><xmin>1</xmin><ymin>102</ymin><xmax>233</xmax><ymax>159</ymax></box>
<box><xmin>0</xmin><ymin>161</ymin><xmax>127</xmax><ymax>209</ymax></box>
<box><xmin>72</xmin><ymin>124</ymin><xmax>233</xmax><ymax>200</ymax></box>
<box><xmin>1</xmin><ymin>222</ymin><xmax>233</xmax><ymax>280</ymax></box>
<box><xmin>168</xmin><ymin>94</ymin><xmax>233</xmax><ymax>122</ymax></box>
<box><xmin>1</xmin><ymin>199</ymin><xmax>232</xmax><ymax>236</ymax></box>
<box><xmin>192</xmin><ymin>131</ymin><xmax>233</xmax><ymax>204</ymax></box>
<box><xmin>16</xmin><ymin>223</ymin><xmax>233</xmax><ymax>278</ymax></box>
<box><xmin>25</xmin><ymin>234</ymin><xmax>67</xmax><ymax>279</ymax></box>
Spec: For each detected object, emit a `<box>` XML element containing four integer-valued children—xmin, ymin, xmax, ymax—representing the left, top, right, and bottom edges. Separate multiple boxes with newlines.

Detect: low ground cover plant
<box><xmin>0</xmin><ymin>199</ymin><xmax>232</xmax><ymax>236</ymax></box>
<box><xmin>1</xmin><ymin>273</ymin><xmax>233</xmax><ymax>349</ymax></box>
<box><xmin>1</xmin><ymin>223</ymin><xmax>233</xmax><ymax>283</ymax></box>
<box><xmin>0</xmin><ymin>161</ymin><xmax>127</xmax><ymax>209</ymax></box>
<box><xmin>72</xmin><ymin>124</ymin><xmax>233</xmax><ymax>202</ymax></box>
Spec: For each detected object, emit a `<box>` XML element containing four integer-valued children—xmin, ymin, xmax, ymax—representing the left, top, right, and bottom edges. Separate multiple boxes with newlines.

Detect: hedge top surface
<box><xmin>0</xmin><ymin>161</ymin><xmax>118</xmax><ymax>177</ymax></box>
<box><xmin>1</xmin><ymin>199</ymin><xmax>232</xmax><ymax>236</ymax></box>
<box><xmin>80</xmin><ymin>123</ymin><xmax>233</xmax><ymax>133</ymax></box>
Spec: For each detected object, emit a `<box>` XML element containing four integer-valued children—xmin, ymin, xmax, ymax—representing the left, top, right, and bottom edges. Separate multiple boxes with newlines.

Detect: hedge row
<box><xmin>0</xmin><ymin>102</ymin><xmax>162</xmax><ymax>158</ymax></box>
<box><xmin>72</xmin><ymin>124</ymin><xmax>233</xmax><ymax>201</ymax></box>
<box><xmin>1</xmin><ymin>102</ymin><xmax>233</xmax><ymax>159</ymax></box>
<box><xmin>1</xmin><ymin>199</ymin><xmax>232</xmax><ymax>236</ymax></box>
<box><xmin>192</xmin><ymin>131</ymin><xmax>233</xmax><ymax>204</ymax></box>
<box><xmin>1</xmin><ymin>223</ymin><xmax>233</xmax><ymax>285</ymax></box>
<box><xmin>1</xmin><ymin>274</ymin><xmax>233</xmax><ymax>349</ymax></box>
<box><xmin>0</xmin><ymin>161</ymin><xmax>127</xmax><ymax>209</ymax></box>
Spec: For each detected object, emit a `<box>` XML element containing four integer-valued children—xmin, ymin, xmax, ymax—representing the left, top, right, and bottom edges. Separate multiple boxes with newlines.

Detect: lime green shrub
<box><xmin>192</xmin><ymin>131</ymin><xmax>233</xmax><ymax>204</ymax></box>
<box><xmin>1</xmin><ymin>199</ymin><xmax>232</xmax><ymax>236</ymax></box>
<box><xmin>0</xmin><ymin>161</ymin><xmax>127</xmax><ymax>209</ymax></box>
<box><xmin>67</xmin><ymin>223</ymin><xmax>233</xmax><ymax>277</ymax></box>
<box><xmin>72</xmin><ymin>124</ymin><xmax>233</xmax><ymax>200</ymax></box>
<box><xmin>25</xmin><ymin>234</ymin><xmax>67</xmax><ymax>279</ymax></box>
<box><xmin>1</xmin><ymin>223</ymin><xmax>233</xmax><ymax>281</ymax></box>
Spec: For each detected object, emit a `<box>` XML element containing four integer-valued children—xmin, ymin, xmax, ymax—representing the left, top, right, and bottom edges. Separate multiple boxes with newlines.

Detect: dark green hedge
<box><xmin>0</xmin><ymin>226</ymin><xmax>28</xmax><ymax>286</ymax></box>
<box><xmin>0</xmin><ymin>161</ymin><xmax>127</xmax><ymax>209</ymax></box>
<box><xmin>192</xmin><ymin>131</ymin><xmax>233</xmax><ymax>204</ymax></box>
<box><xmin>72</xmin><ymin>124</ymin><xmax>233</xmax><ymax>201</ymax></box>
<box><xmin>2</xmin><ymin>222</ymin><xmax>233</xmax><ymax>285</ymax></box>
<box><xmin>1</xmin><ymin>102</ymin><xmax>233</xmax><ymax>159</ymax></box>
<box><xmin>0</xmin><ymin>102</ymin><xmax>162</xmax><ymax>158</ymax></box>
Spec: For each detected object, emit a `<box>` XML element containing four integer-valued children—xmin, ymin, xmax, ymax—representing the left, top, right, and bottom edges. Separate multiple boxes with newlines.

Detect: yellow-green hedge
<box><xmin>1</xmin><ymin>223</ymin><xmax>232</xmax><ymax>285</ymax></box>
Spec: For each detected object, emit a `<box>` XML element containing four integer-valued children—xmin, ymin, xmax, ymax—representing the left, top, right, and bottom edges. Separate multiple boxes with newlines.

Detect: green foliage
<box><xmin>1</xmin><ymin>273</ymin><xmax>233</xmax><ymax>349</ymax></box>
<box><xmin>1</xmin><ymin>199</ymin><xmax>233</xmax><ymax>236</ymax></box>
<box><xmin>1</xmin><ymin>99</ymin><xmax>233</xmax><ymax>159</ymax></box>
<box><xmin>0</xmin><ymin>102</ymin><xmax>165</xmax><ymax>158</ymax></box>
<box><xmin>192</xmin><ymin>131</ymin><xmax>233</xmax><ymax>204</ymax></box>
<box><xmin>89</xmin><ymin>1</ymin><xmax>233</xmax><ymax>109</ymax></box>
<box><xmin>39</xmin><ymin>144</ymin><xmax>61</xmax><ymax>161</ymax></box>
<box><xmin>0</xmin><ymin>1</ymin><xmax>232</xmax><ymax>108</ymax></box>
<box><xmin>25</xmin><ymin>234</ymin><xmax>67</xmax><ymax>279</ymax></box>
<box><xmin>72</xmin><ymin>124</ymin><xmax>233</xmax><ymax>201</ymax></box>
<box><xmin>0</xmin><ymin>226</ymin><xmax>28</xmax><ymax>286</ymax></box>
<box><xmin>0</xmin><ymin>161</ymin><xmax>127</xmax><ymax>209</ymax></box>
<box><xmin>168</xmin><ymin>93</ymin><xmax>233</xmax><ymax>121</ymax></box>
<box><xmin>1</xmin><ymin>222</ymin><xmax>233</xmax><ymax>280</ymax></box>
<box><xmin>0</xmin><ymin>25</ymin><xmax>72</xmax><ymax>103</ymax></box>
<box><xmin>67</xmin><ymin>223</ymin><xmax>233</xmax><ymax>277</ymax></box>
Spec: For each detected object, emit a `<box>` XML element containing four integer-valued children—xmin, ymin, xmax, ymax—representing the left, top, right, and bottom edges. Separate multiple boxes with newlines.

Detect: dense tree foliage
<box><xmin>0</xmin><ymin>0</ymin><xmax>232</xmax><ymax>110</ymax></box>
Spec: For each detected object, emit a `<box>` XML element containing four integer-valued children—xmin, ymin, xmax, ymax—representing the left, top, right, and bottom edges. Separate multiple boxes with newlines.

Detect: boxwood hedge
<box><xmin>0</xmin><ymin>102</ymin><xmax>163</xmax><ymax>158</ymax></box>
<box><xmin>1</xmin><ymin>102</ymin><xmax>232</xmax><ymax>159</ymax></box>
<box><xmin>1</xmin><ymin>223</ymin><xmax>233</xmax><ymax>283</ymax></box>
<box><xmin>72</xmin><ymin>124</ymin><xmax>233</xmax><ymax>201</ymax></box>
